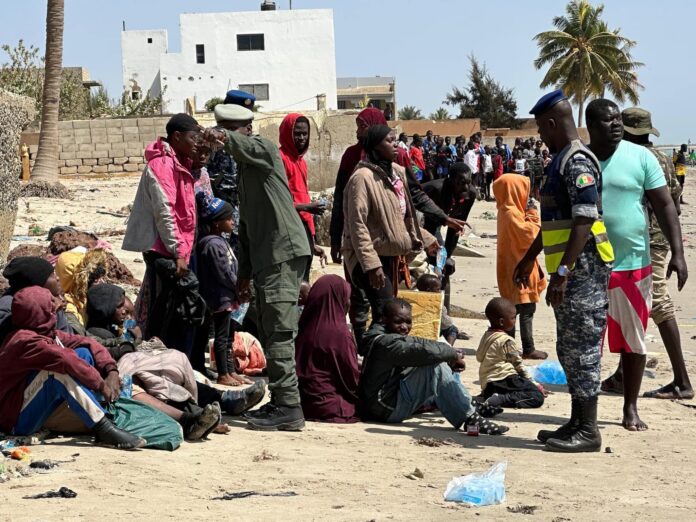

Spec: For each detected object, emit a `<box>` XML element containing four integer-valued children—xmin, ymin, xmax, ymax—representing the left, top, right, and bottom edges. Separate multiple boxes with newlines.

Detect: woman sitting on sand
<box><xmin>295</xmin><ymin>275</ymin><xmax>359</xmax><ymax>423</ymax></box>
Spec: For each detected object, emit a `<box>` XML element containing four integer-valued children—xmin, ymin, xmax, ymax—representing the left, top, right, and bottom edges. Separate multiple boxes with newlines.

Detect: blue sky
<box><xmin>3</xmin><ymin>0</ymin><xmax>693</xmax><ymax>144</ymax></box>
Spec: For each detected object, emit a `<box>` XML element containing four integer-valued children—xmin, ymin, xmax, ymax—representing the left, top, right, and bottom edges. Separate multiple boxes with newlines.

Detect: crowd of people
<box><xmin>0</xmin><ymin>87</ymin><xmax>691</xmax><ymax>455</ymax></box>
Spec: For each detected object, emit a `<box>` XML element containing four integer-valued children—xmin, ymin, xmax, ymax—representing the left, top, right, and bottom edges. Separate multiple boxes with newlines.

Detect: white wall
<box><xmin>121</xmin><ymin>30</ymin><xmax>168</xmax><ymax>99</ymax></box>
<box><xmin>157</xmin><ymin>9</ymin><xmax>337</xmax><ymax>113</ymax></box>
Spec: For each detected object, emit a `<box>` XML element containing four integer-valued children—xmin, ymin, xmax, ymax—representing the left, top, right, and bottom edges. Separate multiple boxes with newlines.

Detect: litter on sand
<box><xmin>213</xmin><ymin>491</ymin><xmax>298</xmax><ymax>500</ymax></box>
<box><xmin>23</xmin><ymin>487</ymin><xmax>78</xmax><ymax>499</ymax></box>
<box><xmin>444</xmin><ymin>461</ymin><xmax>507</xmax><ymax>506</ymax></box>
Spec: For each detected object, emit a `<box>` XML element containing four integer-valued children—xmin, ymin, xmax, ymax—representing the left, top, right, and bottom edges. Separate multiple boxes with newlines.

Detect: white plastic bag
<box><xmin>443</xmin><ymin>460</ymin><xmax>507</xmax><ymax>506</ymax></box>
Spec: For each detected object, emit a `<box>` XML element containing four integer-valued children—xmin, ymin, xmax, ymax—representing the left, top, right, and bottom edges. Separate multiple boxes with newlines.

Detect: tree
<box><xmin>204</xmin><ymin>96</ymin><xmax>224</xmax><ymax>112</ymax></box>
<box><xmin>32</xmin><ymin>0</ymin><xmax>64</xmax><ymax>182</ymax></box>
<box><xmin>534</xmin><ymin>0</ymin><xmax>643</xmax><ymax>127</ymax></box>
<box><xmin>398</xmin><ymin>105</ymin><xmax>424</xmax><ymax>120</ymax></box>
<box><xmin>429</xmin><ymin>107</ymin><xmax>451</xmax><ymax>120</ymax></box>
<box><xmin>445</xmin><ymin>56</ymin><xmax>518</xmax><ymax>129</ymax></box>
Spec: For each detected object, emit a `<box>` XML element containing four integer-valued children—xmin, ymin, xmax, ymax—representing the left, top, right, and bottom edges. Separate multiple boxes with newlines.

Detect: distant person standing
<box><xmin>675</xmin><ymin>143</ymin><xmax>688</xmax><ymax>204</ymax></box>
<box><xmin>279</xmin><ymin>113</ymin><xmax>327</xmax><ymax>281</ymax></box>
<box><xmin>398</xmin><ymin>132</ymin><xmax>409</xmax><ymax>151</ymax></box>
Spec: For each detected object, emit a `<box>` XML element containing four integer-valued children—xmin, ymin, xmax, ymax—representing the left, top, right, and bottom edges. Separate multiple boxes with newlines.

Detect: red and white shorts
<box><xmin>607</xmin><ymin>266</ymin><xmax>653</xmax><ymax>355</ymax></box>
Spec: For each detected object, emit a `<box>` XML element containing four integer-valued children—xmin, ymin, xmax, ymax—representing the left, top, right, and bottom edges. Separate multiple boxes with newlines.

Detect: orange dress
<box><xmin>493</xmin><ymin>174</ymin><xmax>546</xmax><ymax>304</ymax></box>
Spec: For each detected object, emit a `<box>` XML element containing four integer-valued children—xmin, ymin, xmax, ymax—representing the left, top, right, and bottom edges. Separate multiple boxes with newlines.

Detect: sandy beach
<box><xmin>2</xmin><ymin>174</ymin><xmax>695</xmax><ymax>521</ymax></box>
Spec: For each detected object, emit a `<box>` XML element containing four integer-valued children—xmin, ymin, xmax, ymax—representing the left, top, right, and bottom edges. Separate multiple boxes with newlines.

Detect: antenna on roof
<box><xmin>122</xmin><ymin>20</ymin><xmax>126</xmax><ymax>31</ymax></box>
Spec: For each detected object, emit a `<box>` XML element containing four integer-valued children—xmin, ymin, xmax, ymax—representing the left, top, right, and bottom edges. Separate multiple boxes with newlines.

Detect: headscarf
<box><xmin>356</xmin><ymin>107</ymin><xmax>387</xmax><ymax>129</ymax></box>
<box><xmin>295</xmin><ymin>275</ymin><xmax>359</xmax><ymax>423</ymax></box>
<box><xmin>492</xmin><ymin>174</ymin><xmax>546</xmax><ymax>304</ymax></box>
<box><xmin>2</xmin><ymin>257</ymin><xmax>54</xmax><ymax>292</ymax></box>
<box><xmin>338</xmin><ymin>108</ymin><xmax>389</xmax><ymax>177</ymax></box>
<box><xmin>55</xmin><ymin>249</ymin><xmax>109</xmax><ymax>324</ymax></box>
<box><xmin>11</xmin><ymin>286</ymin><xmax>56</xmax><ymax>337</ymax></box>
<box><xmin>86</xmin><ymin>283</ymin><xmax>125</xmax><ymax>331</ymax></box>
<box><xmin>362</xmin><ymin>124</ymin><xmax>394</xmax><ymax>177</ymax></box>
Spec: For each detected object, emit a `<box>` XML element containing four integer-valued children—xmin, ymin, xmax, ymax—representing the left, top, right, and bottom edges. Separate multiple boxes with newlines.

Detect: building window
<box><xmin>337</xmin><ymin>100</ymin><xmax>347</xmax><ymax>110</ymax></box>
<box><xmin>196</xmin><ymin>44</ymin><xmax>205</xmax><ymax>64</ymax></box>
<box><xmin>131</xmin><ymin>91</ymin><xmax>141</xmax><ymax>101</ymax></box>
<box><xmin>237</xmin><ymin>34</ymin><xmax>265</xmax><ymax>51</ymax></box>
<box><xmin>147</xmin><ymin>37</ymin><xmax>153</xmax><ymax>44</ymax></box>
<box><xmin>238</xmin><ymin>83</ymin><xmax>269</xmax><ymax>101</ymax></box>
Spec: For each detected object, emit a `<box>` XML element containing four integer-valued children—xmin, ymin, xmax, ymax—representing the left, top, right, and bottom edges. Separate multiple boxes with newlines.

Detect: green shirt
<box><xmin>223</xmin><ymin>130</ymin><xmax>310</xmax><ymax>278</ymax></box>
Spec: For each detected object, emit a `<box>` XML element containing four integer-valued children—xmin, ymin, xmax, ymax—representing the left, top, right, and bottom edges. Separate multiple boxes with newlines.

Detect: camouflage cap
<box><xmin>621</xmin><ymin>107</ymin><xmax>660</xmax><ymax>137</ymax></box>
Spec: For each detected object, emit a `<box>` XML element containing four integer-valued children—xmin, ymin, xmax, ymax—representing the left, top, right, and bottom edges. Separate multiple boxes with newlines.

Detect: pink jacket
<box><xmin>122</xmin><ymin>138</ymin><xmax>196</xmax><ymax>262</ymax></box>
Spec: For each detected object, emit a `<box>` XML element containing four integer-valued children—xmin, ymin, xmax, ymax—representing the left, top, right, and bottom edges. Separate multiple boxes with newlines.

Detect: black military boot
<box><xmin>545</xmin><ymin>397</ymin><xmax>602</xmax><ymax>453</ymax></box>
<box><xmin>537</xmin><ymin>398</ymin><xmax>579</xmax><ymax>443</ymax></box>
<box><xmin>246</xmin><ymin>403</ymin><xmax>305</xmax><ymax>431</ymax></box>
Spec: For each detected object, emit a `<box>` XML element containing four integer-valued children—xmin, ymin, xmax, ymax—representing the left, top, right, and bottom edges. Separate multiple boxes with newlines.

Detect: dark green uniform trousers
<box><xmin>254</xmin><ymin>256</ymin><xmax>309</xmax><ymax>406</ymax></box>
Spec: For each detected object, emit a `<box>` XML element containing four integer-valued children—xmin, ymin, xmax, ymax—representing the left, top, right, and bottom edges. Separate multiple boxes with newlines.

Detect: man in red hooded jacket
<box><xmin>0</xmin><ymin>287</ymin><xmax>144</xmax><ymax>449</ymax></box>
<box><xmin>279</xmin><ymin>113</ymin><xmax>327</xmax><ymax>281</ymax></box>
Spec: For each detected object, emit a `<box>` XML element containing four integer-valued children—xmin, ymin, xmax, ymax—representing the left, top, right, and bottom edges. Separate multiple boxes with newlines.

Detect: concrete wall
<box><xmin>123</xmin><ymin>9</ymin><xmax>338</xmax><ymax>113</ymax></box>
<box><xmin>24</xmin><ymin>109</ymin><xmax>362</xmax><ymax>192</ymax></box>
<box><xmin>121</xmin><ymin>29</ymin><xmax>168</xmax><ymax>98</ymax></box>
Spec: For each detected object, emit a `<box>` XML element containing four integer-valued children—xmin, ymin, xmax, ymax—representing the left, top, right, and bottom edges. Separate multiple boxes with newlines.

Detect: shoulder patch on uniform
<box><xmin>576</xmin><ymin>173</ymin><xmax>595</xmax><ymax>188</ymax></box>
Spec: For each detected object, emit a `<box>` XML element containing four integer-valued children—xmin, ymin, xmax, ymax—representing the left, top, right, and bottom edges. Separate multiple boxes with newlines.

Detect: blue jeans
<box><xmin>13</xmin><ymin>347</ymin><xmax>106</xmax><ymax>435</ymax></box>
<box><xmin>387</xmin><ymin>362</ymin><xmax>475</xmax><ymax>429</ymax></box>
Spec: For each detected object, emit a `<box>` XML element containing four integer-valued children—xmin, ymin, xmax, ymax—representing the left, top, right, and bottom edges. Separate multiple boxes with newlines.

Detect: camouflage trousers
<box><xmin>554</xmin><ymin>304</ymin><xmax>607</xmax><ymax>399</ymax></box>
<box><xmin>650</xmin><ymin>245</ymin><xmax>675</xmax><ymax>325</ymax></box>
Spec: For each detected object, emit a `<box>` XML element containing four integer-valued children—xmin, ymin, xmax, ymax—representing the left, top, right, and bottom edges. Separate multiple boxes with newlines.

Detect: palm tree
<box><xmin>32</xmin><ymin>0</ymin><xmax>64</xmax><ymax>182</ymax></box>
<box><xmin>429</xmin><ymin>107</ymin><xmax>451</xmax><ymax>121</ymax></box>
<box><xmin>533</xmin><ymin>0</ymin><xmax>643</xmax><ymax>127</ymax></box>
<box><xmin>397</xmin><ymin>105</ymin><xmax>424</xmax><ymax>120</ymax></box>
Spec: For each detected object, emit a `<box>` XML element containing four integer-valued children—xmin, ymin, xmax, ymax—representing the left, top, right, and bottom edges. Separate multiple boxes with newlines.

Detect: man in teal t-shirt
<box><xmin>587</xmin><ymin>99</ymin><xmax>687</xmax><ymax>433</ymax></box>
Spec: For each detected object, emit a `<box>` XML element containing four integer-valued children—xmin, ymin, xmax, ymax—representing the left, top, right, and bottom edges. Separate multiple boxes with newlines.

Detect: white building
<box><xmin>121</xmin><ymin>6</ymin><xmax>337</xmax><ymax>113</ymax></box>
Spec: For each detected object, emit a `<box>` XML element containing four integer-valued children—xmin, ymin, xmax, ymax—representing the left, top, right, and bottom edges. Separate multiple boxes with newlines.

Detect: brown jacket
<box><xmin>342</xmin><ymin>161</ymin><xmax>430</xmax><ymax>274</ymax></box>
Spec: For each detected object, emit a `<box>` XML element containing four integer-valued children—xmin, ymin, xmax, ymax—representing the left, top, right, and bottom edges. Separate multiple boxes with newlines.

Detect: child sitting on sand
<box><xmin>359</xmin><ymin>298</ymin><xmax>508</xmax><ymax>435</ymax></box>
<box><xmin>476</xmin><ymin>297</ymin><xmax>545</xmax><ymax>409</ymax></box>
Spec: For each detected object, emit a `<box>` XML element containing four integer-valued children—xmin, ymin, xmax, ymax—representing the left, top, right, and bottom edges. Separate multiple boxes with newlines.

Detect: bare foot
<box><xmin>622</xmin><ymin>405</ymin><xmax>648</xmax><ymax>431</ymax></box>
<box><xmin>217</xmin><ymin>374</ymin><xmax>244</xmax><ymax>387</ymax></box>
<box><xmin>213</xmin><ymin>423</ymin><xmax>231</xmax><ymax>434</ymax></box>
<box><xmin>230</xmin><ymin>372</ymin><xmax>254</xmax><ymax>385</ymax></box>
<box><xmin>601</xmin><ymin>374</ymin><xmax>624</xmax><ymax>394</ymax></box>
<box><xmin>643</xmin><ymin>383</ymin><xmax>695</xmax><ymax>400</ymax></box>
<box><xmin>522</xmin><ymin>350</ymin><xmax>548</xmax><ymax>360</ymax></box>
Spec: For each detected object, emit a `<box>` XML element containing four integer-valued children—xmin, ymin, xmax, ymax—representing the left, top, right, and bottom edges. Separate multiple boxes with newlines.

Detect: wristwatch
<box><xmin>557</xmin><ymin>265</ymin><xmax>570</xmax><ymax>277</ymax></box>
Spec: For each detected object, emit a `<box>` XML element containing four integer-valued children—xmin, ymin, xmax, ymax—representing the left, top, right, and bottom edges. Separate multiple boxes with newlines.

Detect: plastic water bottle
<box><xmin>123</xmin><ymin>319</ymin><xmax>137</xmax><ymax>342</ymax></box>
<box><xmin>436</xmin><ymin>246</ymin><xmax>447</xmax><ymax>271</ymax></box>
<box><xmin>120</xmin><ymin>374</ymin><xmax>133</xmax><ymax>399</ymax></box>
<box><xmin>230</xmin><ymin>302</ymin><xmax>249</xmax><ymax>324</ymax></box>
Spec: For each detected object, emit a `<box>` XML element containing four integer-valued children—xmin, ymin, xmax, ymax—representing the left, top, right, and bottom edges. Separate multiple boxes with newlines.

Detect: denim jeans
<box><xmin>387</xmin><ymin>362</ymin><xmax>475</xmax><ymax>429</ymax></box>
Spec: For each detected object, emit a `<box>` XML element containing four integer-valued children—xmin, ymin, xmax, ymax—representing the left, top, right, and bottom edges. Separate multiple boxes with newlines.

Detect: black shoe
<box><xmin>93</xmin><ymin>417</ymin><xmax>146</xmax><ymax>450</ymax></box>
<box><xmin>186</xmin><ymin>403</ymin><xmax>221</xmax><ymax>440</ymax></box>
<box><xmin>545</xmin><ymin>397</ymin><xmax>601</xmax><ymax>453</ymax></box>
<box><xmin>246</xmin><ymin>403</ymin><xmax>305</xmax><ymax>431</ymax></box>
<box><xmin>222</xmin><ymin>382</ymin><xmax>267</xmax><ymax>416</ymax></box>
<box><xmin>538</xmin><ymin>398</ymin><xmax>579</xmax><ymax>443</ymax></box>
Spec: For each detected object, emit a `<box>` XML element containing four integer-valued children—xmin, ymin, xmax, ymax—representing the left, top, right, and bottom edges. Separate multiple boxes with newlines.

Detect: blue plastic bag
<box><xmin>444</xmin><ymin>461</ymin><xmax>507</xmax><ymax>506</ymax></box>
<box><xmin>530</xmin><ymin>360</ymin><xmax>568</xmax><ymax>385</ymax></box>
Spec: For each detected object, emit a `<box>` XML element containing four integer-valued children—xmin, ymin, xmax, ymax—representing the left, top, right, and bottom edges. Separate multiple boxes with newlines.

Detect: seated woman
<box><xmin>85</xmin><ymin>284</ymin><xmax>265</xmax><ymax>425</ymax></box>
<box><xmin>295</xmin><ymin>275</ymin><xmax>359</xmax><ymax>423</ymax></box>
<box><xmin>0</xmin><ymin>287</ymin><xmax>145</xmax><ymax>450</ymax></box>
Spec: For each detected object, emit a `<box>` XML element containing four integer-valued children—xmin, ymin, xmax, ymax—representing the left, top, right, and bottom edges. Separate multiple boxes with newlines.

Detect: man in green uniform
<box><xmin>205</xmin><ymin>99</ymin><xmax>311</xmax><ymax>431</ymax></box>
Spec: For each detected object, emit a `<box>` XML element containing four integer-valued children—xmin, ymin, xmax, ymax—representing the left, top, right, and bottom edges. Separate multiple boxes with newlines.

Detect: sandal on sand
<box><xmin>644</xmin><ymin>384</ymin><xmax>694</xmax><ymax>400</ymax></box>
<box><xmin>600</xmin><ymin>375</ymin><xmax>623</xmax><ymax>394</ymax></box>
<box><xmin>465</xmin><ymin>412</ymin><xmax>509</xmax><ymax>435</ymax></box>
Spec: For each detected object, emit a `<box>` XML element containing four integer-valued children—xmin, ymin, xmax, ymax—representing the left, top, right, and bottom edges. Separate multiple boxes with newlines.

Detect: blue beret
<box><xmin>529</xmin><ymin>89</ymin><xmax>567</xmax><ymax>116</ymax></box>
<box><xmin>224</xmin><ymin>89</ymin><xmax>256</xmax><ymax>107</ymax></box>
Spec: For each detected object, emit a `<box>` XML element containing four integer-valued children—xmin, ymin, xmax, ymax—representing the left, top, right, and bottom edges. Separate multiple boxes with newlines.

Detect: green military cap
<box><xmin>621</xmin><ymin>107</ymin><xmax>660</xmax><ymax>137</ymax></box>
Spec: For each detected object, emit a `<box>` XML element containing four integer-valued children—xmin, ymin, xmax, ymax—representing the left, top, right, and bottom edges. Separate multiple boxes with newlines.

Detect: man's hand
<box><xmin>425</xmin><ymin>240</ymin><xmax>440</xmax><ymax>258</ymax></box>
<box><xmin>128</xmin><ymin>325</ymin><xmax>143</xmax><ymax>344</ymax></box>
<box><xmin>201</xmin><ymin>127</ymin><xmax>227</xmax><ymax>147</ymax></box>
<box><xmin>298</xmin><ymin>201</ymin><xmax>327</xmax><ymax>215</ymax></box>
<box><xmin>237</xmin><ymin>278</ymin><xmax>252</xmax><ymax>303</ymax></box>
<box><xmin>175</xmin><ymin>257</ymin><xmax>188</xmax><ymax>278</ymax></box>
<box><xmin>545</xmin><ymin>273</ymin><xmax>567</xmax><ymax>308</ymax></box>
<box><xmin>513</xmin><ymin>257</ymin><xmax>536</xmax><ymax>289</ymax></box>
<box><xmin>367</xmin><ymin>267</ymin><xmax>386</xmax><ymax>289</ymax></box>
<box><xmin>667</xmin><ymin>253</ymin><xmax>689</xmax><ymax>291</ymax></box>
<box><xmin>314</xmin><ymin>244</ymin><xmax>327</xmax><ymax>268</ymax></box>
<box><xmin>444</xmin><ymin>216</ymin><xmax>468</xmax><ymax>234</ymax></box>
<box><xmin>101</xmin><ymin>372</ymin><xmax>121</xmax><ymax>403</ymax></box>
<box><xmin>450</xmin><ymin>351</ymin><xmax>466</xmax><ymax>372</ymax></box>
<box><xmin>330</xmin><ymin>245</ymin><xmax>342</xmax><ymax>264</ymax></box>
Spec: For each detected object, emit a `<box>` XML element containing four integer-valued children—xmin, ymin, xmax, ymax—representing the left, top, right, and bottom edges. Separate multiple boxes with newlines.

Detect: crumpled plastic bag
<box><xmin>443</xmin><ymin>461</ymin><xmax>507</xmax><ymax>506</ymax></box>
